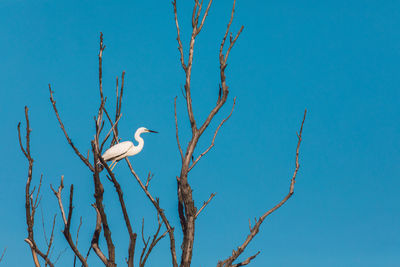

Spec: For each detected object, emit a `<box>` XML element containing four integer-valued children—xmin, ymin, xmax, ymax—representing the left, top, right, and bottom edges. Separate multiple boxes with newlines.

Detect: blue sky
<box><xmin>1</xmin><ymin>0</ymin><xmax>399</xmax><ymax>266</ymax></box>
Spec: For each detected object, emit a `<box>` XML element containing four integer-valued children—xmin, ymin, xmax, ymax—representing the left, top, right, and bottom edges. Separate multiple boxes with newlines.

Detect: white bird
<box><xmin>101</xmin><ymin>127</ymin><xmax>158</xmax><ymax>171</ymax></box>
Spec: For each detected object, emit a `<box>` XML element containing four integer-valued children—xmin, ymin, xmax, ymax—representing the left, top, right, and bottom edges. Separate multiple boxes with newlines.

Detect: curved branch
<box><xmin>48</xmin><ymin>86</ymin><xmax>94</xmax><ymax>171</ymax></box>
<box><xmin>217</xmin><ymin>110</ymin><xmax>307</xmax><ymax>267</ymax></box>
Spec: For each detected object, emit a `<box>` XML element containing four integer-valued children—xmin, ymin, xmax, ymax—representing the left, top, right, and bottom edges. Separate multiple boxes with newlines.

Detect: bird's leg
<box><xmin>108</xmin><ymin>160</ymin><xmax>116</xmax><ymax>170</ymax></box>
<box><xmin>110</xmin><ymin>161</ymin><xmax>118</xmax><ymax>171</ymax></box>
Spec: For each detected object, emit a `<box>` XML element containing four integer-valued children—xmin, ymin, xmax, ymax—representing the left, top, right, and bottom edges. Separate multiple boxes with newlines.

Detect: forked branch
<box><xmin>51</xmin><ymin>179</ymin><xmax>88</xmax><ymax>267</ymax></box>
<box><xmin>19</xmin><ymin>107</ymin><xmax>55</xmax><ymax>267</ymax></box>
<box><xmin>125</xmin><ymin>159</ymin><xmax>178</xmax><ymax>267</ymax></box>
<box><xmin>172</xmin><ymin>1</ymin><xmax>243</xmax><ymax>266</ymax></box>
<box><xmin>189</xmin><ymin>98</ymin><xmax>236</xmax><ymax>172</ymax></box>
<box><xmin>139</xmin><ymin>215</ymin><xmax>168</xmax><ymax>267</ymax></box>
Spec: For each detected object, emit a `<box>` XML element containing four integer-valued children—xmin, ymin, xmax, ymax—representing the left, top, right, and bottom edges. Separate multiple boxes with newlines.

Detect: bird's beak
<box><xmin>147</xmin><ymin>129</ymin><xmax>158</xmax><ymax>133</ymax></box>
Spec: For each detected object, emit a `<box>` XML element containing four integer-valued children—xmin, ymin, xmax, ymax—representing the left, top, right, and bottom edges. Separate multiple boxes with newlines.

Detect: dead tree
<box><xmin>18</xmin><ymin>1</ymin><xmax>306</xmax><ymax>266</ymax></box>
<box><xmin>172</xmin><ymin>1</ymin><xmax>306</xmax><ymax>266</ymax></box>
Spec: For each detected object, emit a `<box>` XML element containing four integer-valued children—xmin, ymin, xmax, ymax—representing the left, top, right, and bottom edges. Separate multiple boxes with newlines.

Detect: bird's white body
<box><xmin>101</xmin><ymin>127</ymin><xmax>157</xmax><ymax>170</ymax></box>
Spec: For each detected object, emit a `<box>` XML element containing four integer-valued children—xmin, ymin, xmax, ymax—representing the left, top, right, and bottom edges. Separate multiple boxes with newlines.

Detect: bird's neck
<box><xmin>134</xmin><ymin>133</ymin><xmax>144</xmax><ymax>152</ymax></box>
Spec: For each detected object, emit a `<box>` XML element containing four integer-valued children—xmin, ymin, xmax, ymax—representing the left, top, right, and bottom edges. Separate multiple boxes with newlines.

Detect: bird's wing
<box><xmin>102</xmin><ymin>141</ymin><xmax>134</xmax><ymax>161</ymax></box>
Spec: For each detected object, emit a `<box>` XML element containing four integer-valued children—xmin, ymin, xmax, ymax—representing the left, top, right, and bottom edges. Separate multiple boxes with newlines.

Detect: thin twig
<box><xmin>113</xmin><ymin>71</ymin><xmax>125</xmax><ymax>145</ymax></box>
<box><xmin>140</xmin><ymin>213</ymin><xmax>167</xmax><ymax>267</ymax></box>
<box><xmin>195</xmin><ymin>193</ymin><xmax>216</xmax><ymax>218</ymax></box>
<box><xmin>145</xmin><ymin>172</ymin><xmax>154</xmax><ymax>190</ymax></box>
<box><xmin>196</xmin><ymin>0</ymin><xmax>213</xmax><ymax>34</ymax></box>
<box><xmin>45</xmin><ymin>215</ymin><xmax>57</xmax><ymax>261</ymax></box>
<box><xmin>174</xmin><ymin>97</ymin><xmax>184</xmax><ymax>160</ymax></box>
<box><xmin>50</xmin><ymin>175</ymin><xmax>67</xmax><ymax>225</ymax></box>
<box><xmin>172</xmin><ymin>0</ymin><xmax>186</xmax><ymax>71</ymax></box>
<box><xmin>41</xmin><ymin>207</ymin><xmax>49</xmax><ymax>246</ymax></box>
<box><xmin>73</xmin><ymin>217</ymin><xmax>83</xmax><ymax>267</ymax></box>
<box><xmin>61</xmin><ymin>185</ymin><xmax>88</xmax><ymax>267</ymax></box>
<box><xmin>103</xmin><ymin>108</ymin><xmax>120</xmax><ymax>145</ymax></box>
<box><xmin>231</xmin><ymin>251</ymin><xmax>260</xmax><ymax>267</ymax></box>
<box><xmin>100</xmin><ymin>113</ymin><xmax>122</xmax><ymax>152</ymax></box>
<box><xmin>219</xmin><ymin>0</ymin><xmax>244</xmax><ymax>64</ymax></box>
<box><xmin>54</xmin><ymin>247</ymin><xmax>67</xmax><ymax>265</ymax></box>
<box><xmin>189</xmin><ymin>98</ymin><xmax>236</xmax><ymax>172</ymax></box>
<box><xmin>0</xmin><ymin>248</ymin><xmax>7</xmax><ymax>263</ymax></box>
<box><xmin>48</xmin><ymin>86</ymin><xmax>94</xmax><ymax>171</ymax></box>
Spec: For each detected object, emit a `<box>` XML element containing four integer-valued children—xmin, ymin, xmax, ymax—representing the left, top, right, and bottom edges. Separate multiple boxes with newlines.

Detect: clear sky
<box><xmin>1</xmin><ymin>0</ymin><xmax>399</xmax><ymax>266</ymax></box>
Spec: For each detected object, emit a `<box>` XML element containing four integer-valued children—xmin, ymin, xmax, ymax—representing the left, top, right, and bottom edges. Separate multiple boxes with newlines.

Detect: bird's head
<box><xmin>136</xmin><ymin>127</ymin><xmax>158</xmax><ymax>135</ymax></box>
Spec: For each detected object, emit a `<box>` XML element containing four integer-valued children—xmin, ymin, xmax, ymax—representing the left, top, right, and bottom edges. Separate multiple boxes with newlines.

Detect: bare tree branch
<box><xmin>217</xmin><ymin>110</ymin><xmax>307</xmax><ymax>267</ymax></box>
<box><xmin>19</xmin><ymin>106</ymin><xmax>55</xmax><ymax>267</ymax></box>
<box><xmin>97</xmin><ymin>152</ymin><xmax>137</xmax><ymax>267</ymax></box>
<box><xmin>113</xmin><ymin>71</ymin><xmax>125</xmax><ymax>145</ymax></box>
<box><xmin>91</xmin><ymin>33</ymin><xmax>117</xmax><ymax>266</ymax></box>
<box><xmin>44</xmin><ymin>215</ymin><xmax>57</xmax><ymax>264</ymax></box>
<box><xmin>103</xmin><ymin>107</ymin><xmax>120</xmax><ymax>146</ymax></box>
<box><xmin>48</xmin><ymin>86</ymin><xmax>94</xmax><ymax>172</ymax></box>
<box><xmin>172</xmin><ymin>0</ymin><xmax>186</xmax><ymax>71</ymax></box>
<box><xmin>139</xmin><ymin>214</ymin><xmax>168</xmax><ymax>267</ymax></box>
<box><xmin>73</xmin><ymin>217</ymin><xmax>82</xmax><ymax>267</ymax></box>
<box><xmin>51</xmin><ymin>176</ymin><xmax>88</xmax><ymax>267</ymax></box>
<box><xmin>91</xmin><ymin>141</ymin><xmax>115</xmax><ymax>265</ymax></box>
<box><xmin>192</xmin><ymin>0</ymin><xmax>201</xmax><ymax>28</ymax></box>
<box><xmin>100</xmin><ymin>113</ymin><xmax>122</xmax><ymax>152</ymax></box>
<box><xmin>50</xmin><ymin>175</ymin><xmax>67</xmax><ymax>225</ymax></box>
<box><xmin>98</xmin><ymin>32</ymin><xmax>105</xmax><ymax>102</ymax></box>
<box><xmin>174</xmin><ymin>97</ymin><xmax>184</xmax><ymax>160</ymax></box>
<box><xmin>195</xmin><ymin>193</ymin><xmax>216</xmax><ymax>218</ymax></box>
<box><xmin>0</xmin><ymin>248</ymin><xmax>6</xmax><ymax>263</ymax></box>
<box><xmin>125</xmin><ymin>159</ymin><xmax>178</xmax><ymax>267</ymax></box>
<box><xmin>171</xmin><ymin>1</ymin><xmax>244</xmax><ymax>265</ymax></box>
<box><xmin>231</xmin><ymin>251</ymin><xmax>260</xmax><ymax>267</ymax></box>
<box><xmin>219</xmin><ymin>0</ymin><xmax>244</xmax><ymax>64</ymax></box>
<box><xmin>145</xmin><ymin>172</ymin><xmax>154</xmax><ymax>190</ymax></box>
<box><xmin>196</xmin><ymin>0</ymin><xmax>213</xmax><ymax>34</ymax></box>
<box><xmin>89</xmin><ymin>204</ymin><xmax>108</xmax><ymax>265</ymax></box>
<box><xmin>63</xmin><ymin>185</ymin><xmax>88</xmax><ymax>267</ymax></box>
<box><xmin>189</xmin><ymin>98</ymin><xmax>236</xmax><ymax>172</ymax></box>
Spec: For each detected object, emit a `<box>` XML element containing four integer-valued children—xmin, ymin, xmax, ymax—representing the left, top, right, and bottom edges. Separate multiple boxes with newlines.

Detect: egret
<box><xmin>101</xmin><ymin>127</ymin><xmax>158</xmax><ymax>171</ymax></box>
